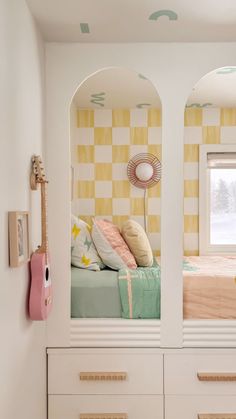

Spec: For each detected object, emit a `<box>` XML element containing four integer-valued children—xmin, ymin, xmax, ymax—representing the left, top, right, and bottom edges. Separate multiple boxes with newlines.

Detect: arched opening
<box><xmin>183</xmin><ymin>66</ymin><xmax>236</xmax><ymax>322</ymax></box>
<box><xmin>69</xmin><ymin>67</ymin><xmax>162</xmax><ymax>323</ymax></box>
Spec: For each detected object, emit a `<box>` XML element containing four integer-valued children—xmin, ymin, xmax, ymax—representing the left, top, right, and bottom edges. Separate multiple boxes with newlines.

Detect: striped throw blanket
<box><xmin>118</xmin><ymin>266</ymin><xmax>161</xmax><ymax>319</ymax></box>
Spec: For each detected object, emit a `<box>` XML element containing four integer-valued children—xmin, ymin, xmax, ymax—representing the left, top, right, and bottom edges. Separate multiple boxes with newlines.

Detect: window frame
<box><xmin>199</xmin><ymin>144</ymin><xmax>236</xmax><ymax>255</ymax></box>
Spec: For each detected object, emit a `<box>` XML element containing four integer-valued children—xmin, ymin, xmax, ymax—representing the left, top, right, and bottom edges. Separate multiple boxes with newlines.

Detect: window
<box><xmin>199</xmin><ymin>145</ymin><xmax>236</xmax><ymax>254</ymax></box>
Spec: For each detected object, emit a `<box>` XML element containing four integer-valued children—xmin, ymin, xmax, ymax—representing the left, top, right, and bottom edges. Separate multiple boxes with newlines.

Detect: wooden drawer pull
<box><xmin>80</xmin><ymin>372</ymin><xmax>127</xmax><ymax>381</ymax></box>
<box><xmin>197</xmin><ymin>373</ymin><xmax>236</xmax><ymax>382</ymax></box>
<box><xmin>198</xmin><ymin>414</ymin><xmax>236</xmax><ymax>419</ymax></box>
<box><xmin>80</xmin><ymin>414</ymin><xmax>128</xmax><ymax>419</ymax></box>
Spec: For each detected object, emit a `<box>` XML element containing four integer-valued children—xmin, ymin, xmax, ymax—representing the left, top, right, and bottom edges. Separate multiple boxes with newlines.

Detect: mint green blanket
<box><xmin>118</xmin><ymin>266</ymin><xmax>161</xmax><ymax>319</ymax></box>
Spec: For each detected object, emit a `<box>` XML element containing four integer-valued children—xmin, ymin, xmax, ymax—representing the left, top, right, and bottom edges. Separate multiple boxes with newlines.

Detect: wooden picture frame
<box><xmin>8</xmin><ymin>211</ymin><xmax>30</xmax><ymax>267</ymax></box>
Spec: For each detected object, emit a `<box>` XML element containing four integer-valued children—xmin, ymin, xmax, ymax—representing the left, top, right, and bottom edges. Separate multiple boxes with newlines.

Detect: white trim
<box><xmin>160</xmin><ymin>104</ymin><xmax>184</xmax><ymax>347</ymax></box>
<box><xmin>68</xmin><ymin>319</ymin><xmax>236</xmax><ymax>348</ymax></box>
<box><xmin>183</xmin><ymin>320</ymin><xmax>236</xmax><ymax>347</ymax></box>
<box><xmin>199</xmin><ymin>144</ymin><xmax>236</xmax><ymax>255</ymax></box>
<box><xmin>47</xmin><ymin>346</ymin><xmax>236</xmax><ymax>355</ymax></box>
<box><xmin>70</xmin><ymin>319</ymin><xmax>161</xmax><ymax>347</ymax></box>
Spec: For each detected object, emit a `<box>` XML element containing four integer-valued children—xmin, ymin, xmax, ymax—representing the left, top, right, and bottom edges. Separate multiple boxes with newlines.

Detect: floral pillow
<box><xmin>71</xmin><ymin>215</ymin><xmax>105</xmax><ymax>271</ymax></box>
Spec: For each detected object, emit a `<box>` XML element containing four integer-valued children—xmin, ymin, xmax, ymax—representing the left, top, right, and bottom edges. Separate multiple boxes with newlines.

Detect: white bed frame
<box><xmin>45</xmin><ymin>42</ymin><xmax>236</xmax><ymax>350</ymax></box>
<box><xmin>68</xmin><ymin>319</ymin><xmax>236</xmax><ymax>348</ymax></box>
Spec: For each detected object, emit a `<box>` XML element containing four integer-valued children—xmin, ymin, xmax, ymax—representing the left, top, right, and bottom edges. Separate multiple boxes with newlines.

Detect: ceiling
<box><xmin>27</xmin><ymin>0</ymin><xmax>236</xmax><ymax>43</ymax></box>
<box><xmin>73</xmin><ymin>67</ymin><xmax>236</xmax><ymax>109</ymax></box>
<box><xmin>26</xmin><ymin>1</ymin><xmax>236</xmax><ymax>108</ymax></box>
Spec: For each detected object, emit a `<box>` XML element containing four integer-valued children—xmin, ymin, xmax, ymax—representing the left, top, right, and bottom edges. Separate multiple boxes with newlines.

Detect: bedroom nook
<box><xmin>69</xmin><ymin>67</ymin><xmax>162</xmax><ymax>345</ymax></box>
<box><xmin>5</xmin><ymin>2</ymin><xmax>236</xmax><ymax>418</ymax></box>
<box><xmin>182</xmin><ymin>67</ymin><xmax>236</xmax><ymax>346</ymax></box>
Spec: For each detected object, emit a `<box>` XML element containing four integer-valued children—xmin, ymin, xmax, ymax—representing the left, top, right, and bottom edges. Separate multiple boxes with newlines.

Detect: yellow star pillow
<box><xmin>71</xmin><ymin>215</ymin><xmax>105</xmax><ymax>271</ymax></box>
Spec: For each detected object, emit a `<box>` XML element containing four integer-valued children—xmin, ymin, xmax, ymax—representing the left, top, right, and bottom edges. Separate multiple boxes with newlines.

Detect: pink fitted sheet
<box><xmin>183</xmin><ymin>256</ymin><xmax>236</xmax><ymax>319</ymax></box>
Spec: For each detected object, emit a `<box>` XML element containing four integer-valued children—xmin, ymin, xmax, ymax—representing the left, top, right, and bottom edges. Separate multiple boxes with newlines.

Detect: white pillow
<box><xmin>71</xmin><ymin>215</ymin><xmax>105</xmax><ymax>271</ymax></box>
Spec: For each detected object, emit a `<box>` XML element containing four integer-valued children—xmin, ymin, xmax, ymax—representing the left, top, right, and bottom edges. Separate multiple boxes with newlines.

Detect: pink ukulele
<box><xmin>29</xmin><ymin>155</ymin><xmax>52</xmax><ymax>320</ymax></box>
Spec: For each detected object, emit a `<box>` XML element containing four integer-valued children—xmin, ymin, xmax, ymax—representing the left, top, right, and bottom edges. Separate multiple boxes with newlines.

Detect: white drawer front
<box><xmin>165</xmin><ymin>354</ymin><xmax>236</xmax><ymax>395</ymax></box>
<box><xmin>48</xmin><ymin>395</ymin><xmax>163</xmax><ymax>419</ymax></box>
<box><xmin>166</xmin><ymin>396</ymin><xmax>236</xmax><ymax>419</ymax></box>
<box><xmin>48</xmin><ymin>349</ymin><xmax>163</xmax><ymax>395</ymax></box>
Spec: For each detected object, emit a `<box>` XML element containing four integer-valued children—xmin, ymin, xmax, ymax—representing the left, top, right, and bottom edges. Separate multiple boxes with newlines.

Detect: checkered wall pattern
<box><xmin>71</xmin><ymin>108</ymin><xmax>162</xmax><ymax>256</ymax></box>
<box><xmin>71</xmin><ymin>107</ymin><xmax>236</xmax><ymax>256</ymax></box>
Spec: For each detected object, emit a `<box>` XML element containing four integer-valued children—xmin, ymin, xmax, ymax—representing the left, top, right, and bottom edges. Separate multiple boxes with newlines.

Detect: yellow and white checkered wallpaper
<box><xmin>184</xmin><ymin>107</ymin><xmax>236</xmax><ymax>255</ymax></box>
<box><xmin>71</xmin><ymin>107</ymin><xmax>236</xmax><ymax>256</ymax></box>
<box><xmin>71</xmin><ymin>108</ymin><xmax>162</xmax><ymax>256</ymax></box>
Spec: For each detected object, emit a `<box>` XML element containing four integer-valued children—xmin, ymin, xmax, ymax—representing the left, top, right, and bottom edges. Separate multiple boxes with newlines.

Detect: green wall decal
<box><xmin>217</xmin><ymin>67</ymin><xmax>236</xmax><ymax>74</ymax></box>
<box><xmin>138</xmin><ymin>74</ymin><xmax>148</xmax><ymax>80</ymax></box>
<box><xmin>80</xmin><ymin>23</ymin><xmax>90</xmax><ymax>33</ymax></box>
<box><xmin>90</xmin><ymin>92</ymin><xmax>105</xmax><ymax>107</ymax></box>
<box><xmin>91</xmin><ymin>93</ymin><xmax>105</xmax><ymax>99</ymax></box>
<box><xmin>136</xmin><ymin>103</ymin><xmax>151</xmax><ymax>108</ymax></box>
<box><xmin>149</xmin><ymin>10</ymin><xmax>178</xmax><ymax>21</ymax></box>
<box><xmin>91</xmin><ymin>100</ymin><xmax>104</xmax><ymax>107</ymax></box>
<box><xmin>186</xmin><ymin>103</ymin><xmax>213</xmax><ymax>108</ymax></box>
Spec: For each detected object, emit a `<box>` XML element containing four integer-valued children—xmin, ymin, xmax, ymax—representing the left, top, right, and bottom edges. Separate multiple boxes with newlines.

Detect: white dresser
<box><xmin>48</xmin><ymin>348</ymin><xmax>236</xmax><ymax>419</ymax></box>
<box><xmin>48</xmin><ymin>348</ymin><xmax>163</xmax><ymax>419</ymax></box>
<box><xmin>165</xmin><ymin>352</ymin><xmax>236</xmax><ymax>419</ymax></box>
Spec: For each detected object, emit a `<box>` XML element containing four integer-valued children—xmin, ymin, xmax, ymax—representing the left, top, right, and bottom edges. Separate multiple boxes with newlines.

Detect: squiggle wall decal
<box><xmin>136</xmin><ymin>103</ymin><xmax>151</xmax><ymax>108</ymax></box>
<box><xmin>138</xmin><ymin>74</ymin><xmax>148</xmax><ymax>80</ymax></box>
<box><xmin>149</xmin><ymin>10</ymin><xmax>178</xmax><ymax>21</ymax></box>
<box><xmin>80</xmin><ymin>23</ymin><xmax>90</xmax><ymax>33</ymax></box>
<box><xmin>217</xmin><ymin>67</ymin><xmax>236</xmax><ymax>74</ymax></box>
<box><xmin>90</xmin><ymin>92</ymin><xmax>105</xmax><ymax>107</ymax></box>
<box><xmin>186</xmin><ymin>103</ymin><xmax>213</xmax><ymax>108</ymax></box>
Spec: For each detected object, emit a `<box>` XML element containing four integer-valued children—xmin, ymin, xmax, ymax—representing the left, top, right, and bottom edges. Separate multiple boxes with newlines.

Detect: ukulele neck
<box><xmin>37</xmin><ymin>181</ymin><xmax>49</xmax><ymax>263</ymax></box>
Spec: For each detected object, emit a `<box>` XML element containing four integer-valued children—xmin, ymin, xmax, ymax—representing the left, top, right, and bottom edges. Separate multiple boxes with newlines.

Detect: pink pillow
<box><xmin>92</xmin><ymin>219</ymin><xmax>137</xmax><ymax>270</ymax></box>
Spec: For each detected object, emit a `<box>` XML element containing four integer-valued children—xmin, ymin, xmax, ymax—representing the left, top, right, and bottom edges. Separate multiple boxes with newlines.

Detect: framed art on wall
<box><xmin>8</xmin><ymin>211</ymin><xmax>29</xmax><ymax>267</ymax></box>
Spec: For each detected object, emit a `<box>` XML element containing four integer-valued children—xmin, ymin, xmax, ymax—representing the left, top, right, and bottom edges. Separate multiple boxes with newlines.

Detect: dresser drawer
<box><xmin>48</xmin><ymin>395</ymin><xmax>163</xmax><ymax>419</ymax></box>
<box><xmin>165</xmin><ymin>354</ymin><xmax>236</xmax><ymax>395</ymax></box>
<box><xmin>165</xmin><ymin>395</ymin><xmax>236</xmax><ymax>419</ymax></box>
<box><xmin>48</xmin><ymin>349</ymin><xmax>163</xmax><ymax>395</ymax></box>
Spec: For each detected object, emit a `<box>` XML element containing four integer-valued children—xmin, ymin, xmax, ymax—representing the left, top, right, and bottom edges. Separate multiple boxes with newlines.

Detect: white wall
<box><xmin>0</xmin><ymin>1</ymin><xmax>46</xmax><ymax>418</ymax></box>
<box><xmin>70</xmin><ymin>99</ymin><xmax>77</xmax><ymax>202</ymax></box>
<box><xmin>45</xmin><ymin>42</ymin><xmax>236</xmax><ymax>348</ymax></box>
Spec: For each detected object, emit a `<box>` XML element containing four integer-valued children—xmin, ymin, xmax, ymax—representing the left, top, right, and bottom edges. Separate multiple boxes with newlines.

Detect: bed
<box><xmin>71</xmin><ymin>267</ymin><xmax>122</xmax><ymax>318</ymax></box>
<box><xmin>71</xmin><ymin>264</ymin><xmax>161</xmax><ymax>319</ymax></box>
<box><xmin>183</xmin><ymin>256</ymin><xmax>236</xmax><ymax>319</ymax></box>
<box><xmin>71</xmin><ymin>256</ymin><xmax>236</xmax><ymax>320</ymax></box>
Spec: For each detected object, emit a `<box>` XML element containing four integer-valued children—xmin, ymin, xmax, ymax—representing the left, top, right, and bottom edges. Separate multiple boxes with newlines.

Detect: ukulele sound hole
<box><xmin>45</xmin><ymin>267</ymin><xmax>49</xmax><ymax>281</ymax></box>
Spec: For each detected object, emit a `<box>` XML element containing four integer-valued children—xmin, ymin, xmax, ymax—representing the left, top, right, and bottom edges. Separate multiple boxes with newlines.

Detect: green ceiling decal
<box><xmin>80</xmin><ymin>23</ymin><xmax>90</xmax><ymax>34</ymax></box>
<box><xmin>90</xmin><ymin>92</ymin><xmax>105</xmax><ymax>107</ymax></box>
<box><xmin>136</xmin><ymin>103</ymin><xmax>151</xmax><ymax>108</ymax></box>
<box><xmin>149</xmin><ymin>10</ymin><xmax>178</xmax><ymax>21</ymax></box>
<box><xmin>138</xmin><ymin>74</ymin><xmax>148</xmax><ymax>80</ymax></box>
<box><xmin>186</xmin><ymin>103</ymin><xmax>213</xmax><ymax>108</ymax></box>
<box><xmin>217</xmin><ymin>67</ymin><xmax>236</xmax><ymax>74</ymax></box>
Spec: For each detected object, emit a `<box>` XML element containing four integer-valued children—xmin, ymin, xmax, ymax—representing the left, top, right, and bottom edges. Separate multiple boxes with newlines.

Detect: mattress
<box><xmin>71</xmin><ymin>256</ymin><xmax>236</xmax><ymax>319</ymax></box>
<box><xmin>183</xmin><ymin>256</ymin><xmax>236</xmax><ymax>319</ymax></box>
<box><xmin>71</xmin><ymin>267</ymin><xmax>122</xmax><ymax>318</ymax></box>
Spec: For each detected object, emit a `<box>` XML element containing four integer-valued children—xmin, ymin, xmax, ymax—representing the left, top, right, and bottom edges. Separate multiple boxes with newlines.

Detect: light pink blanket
<box><xmin>183</xmin><ymin>256</ymin><xmax>236</xmax><ymax>319</ymax></box>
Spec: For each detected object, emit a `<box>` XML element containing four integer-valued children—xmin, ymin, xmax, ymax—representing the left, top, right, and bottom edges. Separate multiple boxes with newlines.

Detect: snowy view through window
<box><xmin>210</xmin><ymin>169</ymin><xmax>236</xmax><ymax>244</ymax></box>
